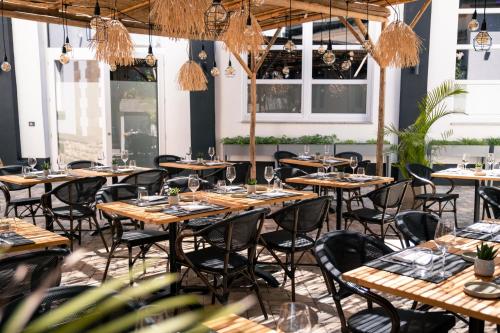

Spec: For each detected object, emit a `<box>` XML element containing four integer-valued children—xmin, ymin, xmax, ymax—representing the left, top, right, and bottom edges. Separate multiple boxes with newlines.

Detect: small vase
<box><xmin>43</xmin><ymin>170</ymin><xmax>49</xmax><ymax>177</ymax></box>
<box><xmin>112</xmin><ymin>165</ymin><xmax>118</xmax><ymax>171</ymax></box>
<box><xmin>168</xmin><ymin>195</ymin><xmax>179</xmax><ymax>205</ymax></box>
<box><xmin>474</xmin><ymin>258</ymin><xmax>495</xmax><ymax>277</ymax></box>
<box><xmin>247</xmin><ymin>184</ymin><xmax>256</xmax><ymax>194</ymax></box>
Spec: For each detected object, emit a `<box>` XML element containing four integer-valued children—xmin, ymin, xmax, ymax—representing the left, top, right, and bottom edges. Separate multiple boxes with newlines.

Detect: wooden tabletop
<box><xmin>0</xmin><ymin>218</ymin><xmax>69</xmax><ymax>253</ymax></box>
<box><xmin>204</xmin><ymin>314</ymin><xmax>274</xmax><ymax>333</ymax></box>
<box><xmin>432</xmin><ymin>170</ymin><xmax>500</xmax><ymax>182</ymax></box>
<box><xmin>69</xmin><ymin>167</ymin><xmax>149</xmax><ymax>178</ymax></box>
<box><xmin>280</xmin><ymin>158</ymin><xmax>349</xmax><ymax>169</ymax></box>
<box><xmin>97</xmin><ymin>190</ymin><xmax>316</xmax><ymax>225</ymax></box>
<box><xmin>286</xmin><ymin>175</ymin><xmax>393</xmax><ymax>189</ymax></box>
<box><xmin>342</xmin><ymin>235</ymin><xmax>500</xmax><ymax>324</ymax></box>
<box><xmin>159</xmin><ymin>161</ymin><xmax>231</xmax><ymax>171</ymax></box>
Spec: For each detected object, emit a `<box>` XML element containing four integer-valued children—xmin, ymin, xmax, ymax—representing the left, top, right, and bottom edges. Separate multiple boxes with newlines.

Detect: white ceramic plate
<box><xmin>462</xmin><ymin>251</ymin><xmax>477</xmax><ymax>263</ymax></box>
<box><xmin>464</xmin><ymin>281</ymin><xmax>500</xmax><ymax>299</ymax></box>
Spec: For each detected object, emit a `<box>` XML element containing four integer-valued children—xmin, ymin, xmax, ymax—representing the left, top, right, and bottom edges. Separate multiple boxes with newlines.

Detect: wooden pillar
<box><xmin>249</xmin><ymin>72</ymin><xmax>257</xmax><ymax>179</ymax></box>
<box><xmin>376</xmin><ymin>22</ymin><xmax>387</xmax><ymax>177</ymax></box>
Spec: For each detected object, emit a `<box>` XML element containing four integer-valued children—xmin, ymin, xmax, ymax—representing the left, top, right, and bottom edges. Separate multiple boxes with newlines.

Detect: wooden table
<box><xmin>204</xmin><ymin>314</ymin><xmax>274</xmax><ymax>333</ymax></box>
<box><xmin>0</xmin><ymin>218</ymin><xmax>69</xmax><ymax>253</ymax></box>
<box><xmin>343</xmin><ymin>235</ymin><xmax>500</xmax><ymax>332</ymax></box>
<box><xmin>69</xmin><ymin>167</ymin><xmax>149</xmax><ymax>183</ymax></box>
<box><xmin>280</xmin><ymin>157</ymin><xmax>349</xmax><ymax>169</ymax></box>
<box><xmin>432</xmin><ymin>169</ymin><xmax>500</xmax><ymax>222</ymax></box>
<box><xmin>286</xmin><ymin>175</ymin><xmax>393</xmax><ymax>229</ymax></box>
<box><xmin>159</xmin><ymin>161</ymin><xmax>231</xmax><ymax>175</ymax></box>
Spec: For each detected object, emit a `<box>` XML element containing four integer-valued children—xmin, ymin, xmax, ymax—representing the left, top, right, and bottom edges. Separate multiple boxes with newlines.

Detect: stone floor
<box><xmin>3</xmin><ymin>184</ymin><xmax>498</xmax><ymax>332</ymax></box>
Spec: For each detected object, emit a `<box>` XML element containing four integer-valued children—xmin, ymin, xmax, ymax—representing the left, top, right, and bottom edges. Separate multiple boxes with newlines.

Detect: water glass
<box><xmin>264</xmin><ymin>166</ymin><xmax>274</xmax><ymax>189</ymax></box>
<box><xmin>317</xmin><ymin>167</ymin><xmax>326</xmax><ymax>178</ymax></box>
<box><xmin>56</xmin><ymin>155</ymin><xmax>65</xmax><ymax>171</ymax></box>
<box><xmin>27</xmin><ymin>157</ymin><xmax>37</xmax><ymax>171</ymax></box>
<box><xmin>434</xmin><ymin>219</ymin><xmax>455</xmax><ymax>278</ymax></box>
<box><xmin>303</xmin><ymin>145</ymin><xmax>310</xmax><ymax>157</ymax></box>
<box><xmin>217</xmin><ymin>180</ymin><xmax>226</xmax><ymax>193</ymax></box>
<box><xmin>22</xmin><ymin>165</ymin><xmax>30</xmax><ymax>177</ymax></box>
<box><xmin>129</xmin><ymin>160</ymin><xmax>137</xmax><ymax>169</ymax></box>
<box><xmin>137</xmin><ymin>187</ymin><xmax>148</xmax><ymax>205</ymax></box>
<box><xmin>412</xmin><ymin>248</ymin><xmax>434</xmax><ymax>278</ymax></box>
<box><xmin>273</xmin><ymin>178</ymin><xmax>283</xmax><ymax>192</ymax></box>
<box><xmin>323</xmin><ymin>145</ymin><xmax>330</xmax><ymax>157</ymax></box>
<box><xmin>276</xmin><ymin>302</ymin><xmax>312</xmax><ymax>333</ymax></box>
<box><xmin>356</xmin><ymin>167</ymin><xmax>365</xmax><ymax>176</ymax></box>
<box><xmin>90</xmin><ymin>161</ymin><xmax>95</xmax><ymax>170</ymax></box>
<box><xmin>226</xmin><ymin>166</ymin><xmax>236</xmax><ymax>185</ymax></box>
<box><xmin>121</xmin><ymin>150</ymin><xmax>129</xmax><ymax>166</ymax></box>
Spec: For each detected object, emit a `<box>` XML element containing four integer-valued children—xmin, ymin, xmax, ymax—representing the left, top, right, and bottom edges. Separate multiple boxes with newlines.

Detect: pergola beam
<box><xmin>410</xmin><ymin>0</ymin><xmax>432</xmax><ymax>28</ymax></box>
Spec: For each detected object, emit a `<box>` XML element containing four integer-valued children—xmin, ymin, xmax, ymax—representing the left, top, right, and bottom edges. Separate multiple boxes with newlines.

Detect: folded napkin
<box><xmin>205</xmin><ymin>162</ymin><xmax>224</xmax><ymax>166</ymax></box>
<box><xmin>349</xmin><ymin>176</ymin><xmax>373</xmax><ymax>182</ymax></box>
<box><xmin>466</xmin><ymin>222</ymin><xmax>500</xmax><ymax>234</ymax></box>
<box><xmin>182</xmin><ymin>204</ymin><xmax>213</xmax><ymax>212</ymax></box>
<box><xmin>259</xmin><ymin>191</ymin><xmax>288</xmax><ymax>198</ymax></box>
<box><xmin>142</xmin><ymin>195</ymin><xmax>168</xmax><ymax>202</ymax></box>
<box><xmin>391</xmin><ymin>249</ymin><xmax>440</xmax><ymax>264</ymax></box>
<box><xmin>324</xmin><ymin>159</ymin><xmax>342</xmax><ymax>164</ymax></box>
<box><xmin>297</xmin><ymin>156</ymin><xmax>313</xmax><ymax>160</ymax></box>
<box><xmin>117</xmin><ymin>168</ymin><xmax>134</xmax><ymax>173</ymax></box>
<box><xmin>47</xmin><ymin>174</ymin><xmax>69</xmax><ymax>178</ymax></box>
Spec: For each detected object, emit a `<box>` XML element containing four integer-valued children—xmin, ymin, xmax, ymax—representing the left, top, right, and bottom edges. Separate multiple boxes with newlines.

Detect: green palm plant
<box><xmin>385</xmin><ymin>80</ymin><xmax>467</xmax><ymax>177</ymax></box>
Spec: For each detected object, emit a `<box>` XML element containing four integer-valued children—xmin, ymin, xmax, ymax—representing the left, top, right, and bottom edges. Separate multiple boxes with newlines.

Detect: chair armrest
<box><xmin>345</xmin><ymin>193</ymin><xmax>369</xmax><ymax>211</ymax></box>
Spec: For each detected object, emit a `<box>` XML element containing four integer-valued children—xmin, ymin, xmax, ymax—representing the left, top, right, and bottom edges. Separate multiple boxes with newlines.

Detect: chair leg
<box><xmin>77</xmin><ymin>220</ymin><xmax>82</xmax><ymax>246</ymax></box>
<box><xmin>290</xmin><ymin>251</ymin><xmax>296</xmax><ymax>302</ymax></box>
<box><xmin>69</xmin><ymin>219</ymin><xmax>74</xmax><ymax>251</ymax></box>
<box><xmin>92</xmin><ymin>215</ymin><xmax>109</xmax><ymax>252</ymax></box>
<box><xmin>141</xmin><ymin>246</ymin><xmax>147</xmax><ymax>275</ymax></box>
<box><xmin>211</xmin><ymin>275</ymin><xmax>217</xmax><ymax>305</ymax></box>
<box><xmin>453</xmin><ymin>199</ymin><xmax>458</xmax><ymax>228</ymax></box>
<box><xmin>102</xmin><ymin>243</ymin><xmax>118</xmax><ymax>282</ymax></box>
<box><xmin>249</xmin><ymin>269</ymin><xmax>268</xmax><ymax>319</ymax></box>
<box><xmin>128</xmin><ymin>246</ymin><xmax>134</xmax><ymax>285</ymax></box>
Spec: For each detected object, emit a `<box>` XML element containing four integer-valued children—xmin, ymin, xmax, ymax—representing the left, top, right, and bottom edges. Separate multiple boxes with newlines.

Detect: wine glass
<box><xmin>56</xmin><ymin>155</ymin><xmax>65</xmax><ymax>172</ymax></box>
<box><xmin>349</xmin><ymin>156</ymin><xmax>358</xmax><ymax>175</ymax></box>
<box><xmin>188</xmin><ymin>175</ymin><xmax>200</xmax><ymax>203</ymax></box>
<box><xmin>486</xmin><ymin>153</ymin><xmax>495</xmax><ymax>171</ymax></box>
<box><xmin>276</xmin><ymin>302</ymin><xmax>312</xmax><ymax>333</ymax></box>
<box><xmin>96</xmin><ymin>152</ymin><xmax>105</xmax><ymax>167</ymax></box>
<box><xmin>264</xmin><ymin>166</ymin><xmax>274</xmax><ymax>190</ymax></box>
<box><xmin>317</xmin><ymin>167</ymin><xmax>326</xmax><ymax>178</ymax></box>
<box><xmin>226</xmin><ymin>166</ymin><xmax>236</xmax><ymax>186</ymax></box>
<box><xmin>186</xmin><ymin>147</ymin><xmax>192</xmax><ymax>161</ymax></box>
<box><xmin>434</xmin><ymin>219</ymin><xmax>456</xmax><ymax>278</ymax></box>
<box><xmin>303</xmin><ymin>145</ymin><xmax>310</xmax><ymax>157</ymax></box>
<box><xmin>323</xmin><ymin>145</ymin><xmax>330</xmax><ymax>158</ymax></box>
<box><xmin>462</xmin><ymin>153</ymin><xmax>469</xmax><ymax>170</ymax></box>
<box><xmin>121</xmin><ymin>150</ymin><xmax>129</xmax><ymax>166</ymax></box>
<box><xmin>27</xmin><ymin>157</ymin><xmax>37</xmax><ymax>172</ymax></box>
<box><xmin>208</xmin><ymin>147</ymin><xmax>215</xmax><ymax>161</ymax></box>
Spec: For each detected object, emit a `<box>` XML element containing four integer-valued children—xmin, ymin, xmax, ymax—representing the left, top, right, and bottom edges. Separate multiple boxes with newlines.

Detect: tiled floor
<box><xmin>3</xmin><ymin>184</ymin><xmax>498</xmax><ymax>332</ymax></box>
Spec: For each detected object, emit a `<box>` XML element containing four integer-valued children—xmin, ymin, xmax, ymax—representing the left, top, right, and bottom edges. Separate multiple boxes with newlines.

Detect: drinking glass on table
<box><xmin>462</xmin><ymin>153</ymin><xmax>469</xmax><ymax>170</ymax></box>
<box><xmin>188</xmin><ymin>175</ymin><xmax>200</xmax><ymax>203</ymax></box>
<box><xmin>27</xmin><ymin>157</ymin><xmax>37</xmax><ymax>172</ymax></box>
<box><xmin>434</xmin><ymin>219</ymin><xmax>456</xmax><ymax>278</ymax></box>
<box><xmin>226</xmin><ymin>166</ymin><xmax>236</xmax><ymax>186</ymax></box>
<box><xmin>208</xmin><ymin>147</ymin><xmax>215</xmax><ymax>161</ymax></box>
<box><xmin>121</xmin><ymin>150</ymin><xmax>129</xmax><ymax>167</ymax></box>
<box><xmin>264</xmin><ymin>166</ymin><xmax>274</xmax><ymax>190</ymax></box>
<box><xmin>96</xmin><ymin>152</ymin><xmax>105</xmax><ymax>167</ymax></box>
<box><xmin>303</xmin><ymin>145</ymin><xmax>310</xmax><ymax>157</ymax></box>
<box><xmin>22</xmin><ymin>165</ymin><xmax>30</xmax><ymax>177</ymax></box>
<box><xmin>349</xmin><ymin>156</ymin><xmax>358</xmax><ymax>175</ymax></box>
<box><xmin>317</xmin><ymin>167</ymin><xmax>326</xmax><ymax>178</ymax></box>
<box><xmin>486</xmin><ymin>153</ymin><xmax>495</xmax><ymax>170</ymax></box>
<box><xmin>186</xmin><ymin>147</ymin><xmax>192</xmax><ymax>161</ymax></box>
<box><xmin>137</xmin><ymin>187</ymin><xmax>148</xmax><ymax>205</ymax></box>
<box><xmin>412</xmin><ymin>248</ymin><xmax>434</xmax><ymax>279</ymax></box>
<box><xmin>324</xmin><ymin>145</ymin><xmax>330</xmax><ymax>158</ymax></box>
<box><xmin>216</xmin><ymin>180</ymin><xmax>226</xmax><ymax>193</ymax></box>
<box><xmin>56</xmin><ymin>155</ymin><xmax>65</xmax><ymax>171</ymax></box>
<box><xmin>129</xmin><ymin>160</ymin><xmax>136</xmax><ymax>169</ymax></box>
<box><xmin>357</xmin><ymin>167</ymin><xmax>365</xmax><ymax>176</ymax></box>
<box><xmin>276</xmin><ymin>302</ymin><xmax>312</xmax><ymax>333</ymax></box>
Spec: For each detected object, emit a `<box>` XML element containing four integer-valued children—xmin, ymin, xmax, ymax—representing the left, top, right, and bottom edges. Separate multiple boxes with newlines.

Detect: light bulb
<box><xmin>211</xmin><ymin>66</ymin><xmax>220</xmax><ymax>77</ymax></box>
<box><xmin>198</xmin><ymin>44</ymin><xmax>208</xmax><ymax>60</ymax></box>
<box><xmin>59</xmin><ymin>46</ymin><xmax>70</xmax><ymax>65</ymax></box>
<box><xmin>340</xmin><ymin>59</ymin><xmax>352</xmax><ymax>71</ymax></box>
<box><xmin>282</xmin><ymin>66</ymin><xmax>290</xmax><ymax>76</ymax></box>
<box><xmin>244</xmin><ymin>15</ymin><xmax>254</xmax><ymax>37</ymax></box>
<box><xmin>469</xmin><ymin>10</ymin><xmax>479</xmax><ymax>32</ymax></box>
<box><xmin>317</xmin><ymin>44</ymin><xmax>326</xmax><ymax>55</ymax></box>
<box><xmin>283</xmin><ymin>39</ymin><xmax>296</xmax><ymax>53</ymax></box>
<box><xmin>225</xmin><ymin>64</ymin><xmax>236</xmax><ymax>77</ymax></box>
<box><xmin>1</xmin><ymin>56</ymin><xmax>11</xmax><ymax>72</ymax></box>
<box><xmin>323</xmin><ymin>50</ymin><xmax>335</xmax><ymax>65</ymax></box>
<box><xmin>64</xmin><ymin>36</ymin><xmax>73</xmax><ymax>53</ymax></box>
<box><xmin>110</xmin><ymin>63</ymin><xmax>117</xmax><ymax>71</ymax></box>
<box><xmin>145</xmin><ymin>45</ymin><xmax>156</xmax><ymax>66</ymax></box>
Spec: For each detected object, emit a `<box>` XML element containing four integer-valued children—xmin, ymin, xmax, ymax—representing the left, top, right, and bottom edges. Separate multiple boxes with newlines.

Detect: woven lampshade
<box><xmin>152</xmin><ymin>0</ymin><xmax>209</xmax><ymax>38</ymax></box>
<box><xmin>178</xmin><ymin>60</ymin><xmax>208</xmax><ymax>91</ymax></box>
<box><xmin>91</xmin><ymin>19</ymin><xmax>134</xmax><ymax>66</ymax></box>
<box><xmin>222</xmin><ymin>9</ymin><xmax>264</xmax><ymax>54</ymax></box>
<box><xmin>374</xmin><ymin>21</ymin><xmax>422</xmax><ymax>68</ymax></box>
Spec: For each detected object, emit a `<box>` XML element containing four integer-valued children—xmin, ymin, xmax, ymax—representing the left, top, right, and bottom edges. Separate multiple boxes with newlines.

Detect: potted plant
<box><xmin>246</xmin><ymin>179</ymin><xmax>257</xmax><ymax>194</ymax></box>
<box><xmin>41</xmin><ymin>162</ymin><xmax>50</xmax><ymax>177</ymax></box>
<box><xmin>474</xmin><ymin>243</ymin><xmax>497</xmax><ymax>277</ymax></box>
<box><xmin>196</xmin><ymin>153</ymin><xmax>204</xmax><ymax>163</ymax></box>
<box><xmin>111</xmin><ymin>159</ymin><xmax>119</xmax><ymax>171</ymax></box>
<box><xmin>167</xmin><ymin>187</ymin><xmax>180</xmax><ymax>205</ymax></box>
<box><xmin>474</xmin><ymin>163</ymin><xmax>486</xmax><ymax>176</ymax></box>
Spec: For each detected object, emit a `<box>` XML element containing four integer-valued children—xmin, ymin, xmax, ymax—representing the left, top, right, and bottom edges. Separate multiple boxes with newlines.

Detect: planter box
<box><xmin>278</xmin><ymin>144</ymin><xmax>334</xmax><ymax>156</ymax></box>
<box><xmin>335</xmin><ymin>144</ymin><xmax>391</xmax><ymax>162</ymax></box>
<box><xmin>222</xmin><ymin>144</ymin><xmax>277</xmax><ymax>162</ymax></box>
<box><xmin>432</xmin><ymin>145</ymin><xmax>489</xmax><ymax>164</ymax></box>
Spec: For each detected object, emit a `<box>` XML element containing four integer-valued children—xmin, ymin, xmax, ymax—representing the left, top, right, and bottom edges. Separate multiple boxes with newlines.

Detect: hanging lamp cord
<box><xmin>289</xmin><ymin>0</ymin><xmax>292</xmax><ymax>39</ymax></box>
<box><xmin>345</xmin><ymin>1</ymin><xmax>348</xmax><ymax>51</ymax></box>
<box><xmin>148</xmin><ymin>0</ymin><xmax>152</xmax><ymax>46</ymax></box>
<box><xmin>2</xmin><ymin>0</ymin><xmax>7</xmax><ymax>59</ymax></box>
<box><xmin>328</xmin><ymin>0</ymin><xmax>332</xmax><ymax>44</ymax></box>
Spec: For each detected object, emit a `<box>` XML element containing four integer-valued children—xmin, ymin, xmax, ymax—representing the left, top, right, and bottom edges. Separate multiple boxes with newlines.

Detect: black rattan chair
<box><xmin>395</xmin><ymin>211</ymin><xmax>440</xmax><ymax>248</ymax></box>
<box><xmin>406</xmin><ymin>164</ymin><xmax>458</xmax><ymax>227</ymax></box>
<box><xmin>258</xmin><ymin>196</ymin><xmax>331</xmax><ymax>301</ymax></box>
<box><xmin>176</xmin><ymin>208</ymin><xmax>269</xmax><ymax>318</ymax></box>
<box><xmin>0</xmin><ymin>165</ymin><xmax>42</xmax><ymax>224</ymax></box>
<box><xmin>67</xmin><ymin>160</ymin><xmax>103</xmax><ymax>169</ymax></box>
<box><xmin>334</xmin><ymin>152</ymin><xmax>370</xmax><ymax>204</ymax></box>
<box><xmin>119</xmin><ymin>169</ymin><xmax>168</xmax><ymax>196</ymax></box>
<box><xmin>314</xmin><ymin>231</ymin><xmax>456</xmax><ymax>333</ymax></box>
<box><xmin>154</xmin><ymin>154</ymin><xmax>183</xmax><ymax>178</ymax></box>
<box><xmin>479</xmin><ymin>186</ymin><xmax>500</xmax><ymax>219</ymax></box>
<box><xmin>274</xmin><ymin>150</ymin><xmax>298</xmax><ymax>168</ymax></box>
<box><xmin>203</xmin><ymin>161</ymin><xmax>252</xmax><ymax>185</ymax></box>
<box><xmin>0</xmin><ymin>285</ymin><xmax>147</xmax><ymax>332</ymax></box>
<box><xmin>0</xmin><ymin>248</ymin><xmax>69</xmax><ymax>306</ymax></box>
<box><xmin>41</xmin><ymin>176</ymin><xmax>108</xmax><ymax>251</ymax></box>
<box><xmin>343</xmin><ymin>180</ymin><xmax>410</xmax><ymax>245</ymax></box>
<box><xmin>274</xmin><ymin>167</ymin><xmax>308</xmax><ymax>190</ymax></box>
<box><xmin>165</xmin><ymin>176</ymin><xmax>214</xmax><ymax>193</ymax></box>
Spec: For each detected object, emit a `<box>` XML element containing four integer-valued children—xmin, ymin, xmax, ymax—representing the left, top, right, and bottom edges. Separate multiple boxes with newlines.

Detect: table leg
<box><xmin>336</xmin><ymin>187</ymin><xmax>343</xmax><ymax>230</ymax></box>
<box><xmin>112</xmin><ymin>176</ymin><xmax>119</xmax><ymax>184</ymax></box>
<box><xmin>44</xmin><ymin>183</ymin><xmax>53</xmax><ymax>230</ymax></box>
<box><xmin>469</xmin><ymin>318</ymin><xmax>485</xmax><ymax>333</ymax></box>
<box><xmin>168</xmin><ymin>222</ymin><xmax>179</xmax><ymax>295</ymax></box>
<box><xmin>474</xmin><ymin>180</ymin><xmax>480</xmax><ymax>222</ymax></box>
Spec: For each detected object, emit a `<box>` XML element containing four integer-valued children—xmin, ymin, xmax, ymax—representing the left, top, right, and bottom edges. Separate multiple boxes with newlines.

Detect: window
<box><xmin>455</xmin><ymin>2</ymin><xmax>500</xmax><ymax>115</ymax></box>
<box><xmin>245</xmin><ymin>20</ymin><xmax>372</xmax><ymax>122</ymax></box>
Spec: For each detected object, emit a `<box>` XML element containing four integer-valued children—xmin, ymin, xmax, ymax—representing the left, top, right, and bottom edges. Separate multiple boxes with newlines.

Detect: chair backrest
<box><xmin>479</xmin><ymin>186</ymin><xmax>500</xmax><ymax>219</ymax></box>
<box><xmin>274</xmin><ymin>151</ymin><xmax>297</xmax><ymax>167</ymax></box>
<box><xmin>67</xmin><ymin>160</ymin><xmax>102</xmax><ymax>170</ymax></box>
<box><xmin>334</xmin><ymin>151</ymin><xmax>363</xmax><ymax>162</ymax></box>
<box><xmin>153</xmin><ymin>154</ymin><xmax>181</xmax><ymax>168</ymax></box>
<box><xmin>97</xmin><ymin>183</ymin><xmax>138</xmax><ymax>203</ymax></box>
<box><xmin>314</xmin><ymin>231</ymin><xmax>396</xmax><ymax>332</ymax></box>
<box><xmin>367</xmin><ymin>180</ymin><xmax>409</xmax><ymax>212</ymax></box>
<box><xmin>0</xmin><ymin>248</ymin><xmax>69</xmax><ymax>306</ymax></box>
<box><xmin>51</xmin><ymin>176</ymin><xmax>107</xmax><ymax>206</ymax></box>
<box><xmin>224</xmin><ymin>162</ymin><xmax>251</xmax><ymax>185</ymax></box>
<box><xmin>0</xmin><ymin>285</ymin><xmax>143</xmax><ymax>332</ymax></box>
<box><xmin>274</xmin><ymin>167</ymin><xmax>308</xmax><ymax>190</ymax></box>
<box><xmin>395</xmin><ymin>211</ymin><xmax>440</xmax><ymax>247</ymax></box>
<box><xmin>120</xmin><ymin>169</ymin><xmax>168</xmax><ymax>195</ymax></box>
<box><xmin>406</xmin><ymin>163</ymin><xmax>434</xmax><ymax>188</ymax></box>
<box><xmin>165</xmin><ymin>176</ymin><xmax>214</xmax><ymax>193</ymax></box>
<box><xmin>0</xmin><ymin>165</ymin><xmax>32</xmax><ymax>191</ymax></box>
<box><xmin>271</xmin><ymin>196</ymin><xmax>331</xmax><ymax>234</ymax></box>
<box><xmin>200</xmin><ymin>208</ymin><xmax>268</xmax><ymax>253</ymax></box>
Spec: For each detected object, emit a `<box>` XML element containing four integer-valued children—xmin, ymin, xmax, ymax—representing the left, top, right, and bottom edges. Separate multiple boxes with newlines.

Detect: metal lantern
<box><xmin>323</xmin><ymin>42</ymin><xmax>335</xmax><ymax>65</ymax></box>
<box><xmin>204</xmin><ymin>0</ymin><xmax>230</xmax><ymax>36</ymax></box>
<box><xmin>87</xmin><ymin>0</ymin><xmax>107</xmax><ymax>42</ymax></box>
<box><xmin>473</xmin><ymin>24</ymin><xmax>492</xmax><ymax>51</ymax></box>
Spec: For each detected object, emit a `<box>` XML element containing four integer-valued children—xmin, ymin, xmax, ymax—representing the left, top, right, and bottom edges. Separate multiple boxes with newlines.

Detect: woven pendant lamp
<box><xmin>178</xmin><ymin>44</ymin><xmax>208</xmax><ymax>91</ymax></box>
<box><xmin>152</xmin><ymin>0</ymin><xmax>208</xmax><ymax>38</ymax></box>
<box><xmin>222</xmin><ymin>2</ymin><xmax>264</xmax><ymax>55</ymax></box>
<box><xmin>91</xmin><ymin>19</ymin><xmax>135</xmax><ymax>67</ymax></box>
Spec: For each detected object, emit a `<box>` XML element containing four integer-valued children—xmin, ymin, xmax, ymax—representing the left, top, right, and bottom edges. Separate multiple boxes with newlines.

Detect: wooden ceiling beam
<box><xmin>105</xmin><ymin>0</ymin><xmax>150</xmax><ymax>18</ymax></box>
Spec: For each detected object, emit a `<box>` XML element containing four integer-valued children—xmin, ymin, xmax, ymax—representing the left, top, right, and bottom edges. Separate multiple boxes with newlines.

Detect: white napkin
<box><xmin>261</xmin><ymin>191</ymin><xmax>287</xmax><ymax>197</ymax></box>
<box><xmin>142</xmin><ymin>195</ymin><xmax>167</xmax><ymax>202</ymax></box>
<box><xmin>118</xmin><ymin>168</ymin><xmax>134</xmax><ymax>172</ymax></box>
<box><xmin>205</xmin><ymin>162</ymin><xmax>224</xmax><ymax>166</ymax></box>
<box><xmin>391</xmin><ymin>249</ymin><xmax>439</xmax><ymax>264</ymax></box>
<box><xmin>466</xmin><ymin>222</ymin><xmax>500</xmax><ymax>234</ymax></box>
<box><xmin>226</xmin><ymin>185</ymin><xmax>244</xmax><ymax>191</ymax></box>
<box><xmin>350</xmin><ymin>176</ymin><xmax>372</xmax><ymax>182</ymax></box>
<box><xmin>182</xmin><ymin>204</ymin><xmax>212</xmax><ymax>212</ymax></box>
<box><xmin>47</xmin><ymin>174</ymin><xmax>68</xmax><ymax>179</ymax></box>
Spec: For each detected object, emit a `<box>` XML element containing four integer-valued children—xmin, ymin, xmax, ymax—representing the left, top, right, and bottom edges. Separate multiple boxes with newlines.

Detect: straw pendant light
<box><xmin>145</xmin><ymin>0</ymin><xmax>156</xmax><ymax>67</ymax></box>
<box><xmin>59</xmin><ymin>0</ymin><xmax>70</xmax><ymax>65</ymax></box>
<box><xmin>468</xmin><ymin>0</ymin><xmax>480</xmax><ymax>32</ymax></box>
<box><xmin>374</xmin><ymin>3</ymin><xmax>422</xmax><ymax>68</ymax></box>
<box><xmin>222</xmin><ymin>0</ymin><xmax>264</xmax><ymax>55</ymax></box>
<box><xmin>322</xmin><ymin>0</ymin><xmax>335</xmax><ymax>65</ymax></box>
<box><xmin>473</xmin><ymin>0</ymin><xmax>492</xmax><ymax>51</ymax></box>
<box><xmin>178</xmin><ymin>44</ymin><xmax>208</xmax><ymax>91</ymax></box>
<box><xmin>283</xmin><ymin>0</ymin><xmax>296</xmax><ymax>53</ymax></box>
<box><xmin>153</xmin><ymin>0</ymin><xmax>208</xmax><ymax>38</ymax></box>
<box><xmin>0</xmin><ymin>0</ymin><xmax>10</xmax><ymax>72</ymax></box>
<box><xmin>340</xmin><ymin>1</ymin><xmax>352</xmax><ymax>71</ymax></box>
